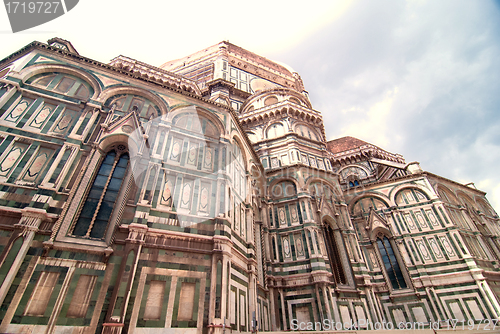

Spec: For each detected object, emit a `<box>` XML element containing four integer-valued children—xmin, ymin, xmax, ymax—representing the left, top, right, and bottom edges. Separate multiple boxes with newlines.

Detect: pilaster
<box><xmin>0</xmin><ymin>208</ymin><xmax>47</xmax><ymax>306</ymax></box>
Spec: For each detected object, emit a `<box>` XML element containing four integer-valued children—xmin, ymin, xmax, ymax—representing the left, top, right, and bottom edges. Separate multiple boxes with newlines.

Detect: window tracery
<box><xmin>266</xmin><ymin>122</ymin><xmax>285</xmax><ymax>139</ymax></box>
<box><xmin>294</xmin><ymin>124</ymin><xmax>318</xmax><ymax>141</ymax></box>
<box><xmin>395</xmin><ymin>188</ymin><xmax>429</xmax><ymax>206</ymax></box>
<box><xmin>340</xmin><ymin>166</ymin><xmax>368</xmax><ymax>183</ymax></box>
<box><xmin>106</xmin><ymin>95</ymin><xmax>159</xmax><ymax>121</ymax></box>
<box><xmin>352</xmin><ymin>196</ymin><xmax>388</xmax><ymax>216</ymax></box>
<box><xmin>323</xmin><ymin>224</ymin><xmax>347</xmax><ymax>285</ymax></box>
<box><xmin>376</xmin><ymin>234</ymin><xmax>408</xmax><ymax>290</ymax></box>
<box><xmin>28</xmin><ymin>73</ymin><xmax>93</xmax><ymax>100</ymax></box>
<box><xmin>71</xmin><ymin>147</ymin><xmax>129</xmax><ymax>239</ymax></box>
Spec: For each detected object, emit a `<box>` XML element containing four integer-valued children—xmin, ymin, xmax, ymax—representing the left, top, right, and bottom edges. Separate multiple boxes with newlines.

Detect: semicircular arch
<box><xmin>99</xmin><ymin>86</ymin><xmax>169</xmax><ymax>116</ymax></box>
<box><xmin>349</xmin><ymin>193</ymin><xmax>390</xmax><ymax>216</ymax></box>
<box><xmin>98</xmin><ymin>133</ymin><xmax>131</xmax><ymax>152</ymax></box>
<box><xmin>268</xmin><ymin>178</ymin><xmax>298</xmax><ymax>199</ymax></box>
<box><xmin>456</xmin><ymin>191</ymin><xmax>476</xmax><ymax>209</ymax></box>
<box><xmin>20</xmin><ymin>63</ymin><xmax>102</xmax><ymax>99</ymax></box>
<box><xmin>436</xmin><ymin>185</ymin><xmax>459</xmax><ymax>205</ymax></box>
<box><xmin>338</xmin><ymin>165</ymin><xmax>370</xmax><ymax>182</ymax></box>
<box><xmin>391</xmin><ymin>185</ymin><xmax>433</xmax><ymax>207</ymax></box>
<box><xmin>305</xmin><ymin>177</ymin><xmax>342</xmax><ymax>199</ymax></box>
<box><xmin>475</xmin><ymin>197</ymin><xmax>494</xmax><ymax>215</ymax></box>
<box><xmin>293</xmin><ymin>122</ymin><xmax>320</xmax><ymax>141</ymax></box>
<box><xmin>369</xmin><ymin>225</ymin><xmax>393</xmax><ymax>242</ymax></box>
<box><xmin>168</xmin><ymin>105</ymin><xmax>225</xmax><ymax>137</ymax></box>
<box><xmin>231</xmin><ymin>134</ymin><xmax>249</xmax><ymax>169</ymax></box>
<box><xmin>264</xmin><ymin>121</ymin><xmax>286</xmax><ymax>139</ymax></box>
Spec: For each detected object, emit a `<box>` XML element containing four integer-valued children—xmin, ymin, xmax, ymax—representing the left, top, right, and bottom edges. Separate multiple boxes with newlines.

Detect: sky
<box><xmin>2</xmin><ymin>0</ymin><xmax>500</xmax><ymax>209</ymax></box>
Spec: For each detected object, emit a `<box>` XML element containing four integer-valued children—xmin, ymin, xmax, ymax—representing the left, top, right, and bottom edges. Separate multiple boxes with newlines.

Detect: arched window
<box><xmin>323</xmin><ymin>224</ymin><xmax>347</xmax><ymax>285</ymax></box>
<box><xmin>266</xmin><ymin>122</ymin><xmax>285</xmax><ymax>139</ymax></box>
<box><xmin>477</xmin><ymin>198</ymin><xmax>494</xmax><ymax>216</ymax></box>
<box><xmin>289</xmin><ymin>97</ymin><xmax>302</xmax><ymax>106</ymax></box>
<box><xmin>339</xmin><ymin>166</ymin><xmax>368</xmax><ymax>183</ymax></box>
<box><xmin>28</xmin><ymin>73</ymin><xmax>93</xmax><ymax>100</ymax></box>
<box><xmin>71</xmin><ymin>149</ymin><xmax>129</xmax><ymax>239</ymax></box>
<box><xmin>352</xmin><ymin>196</ymin><xmax>388</xmax><ymax>217</ymax></box>
<box><xmin>264</xmin><ymin>96</ymin><xmax>278</xmax><ymax>106</ymax></box>
<box><xmin>172</xmin><ymin>112</ymin><xmax>219</xmax><ymax>139</ymax></box>
<box><xmin>437</xmin><ymin>186</ymin><xmax>459</xmax><ymax>205</ymax></box>
<box><xmin>309</xmin><ymin>181</ymin><xmax>338</xmax><ymax>204</ymax></box>
<box><xmin>395</xmin><ymin>188</ymin><xmax>429</xmax><ymax>206</ymax></box>
<box><xmin>271</xmin><ymin>181</ymin><xmax>297</xmax><ymax>199</ymax></box>
<box><xmin>376</xmin><ymin>235</ymin><xmax>407</xmax><ymax>290</ymax></box>
<box><xmin>349</xmin><ymin>180</ymin><xmax>359</xmax><ymax>187</ymax></box>
<box><xmin>106</xmin><ymin>95</ymin><xmax>160</xmax><ymax>121</ymax></box>
<box><xmin>295</xmin><ymin>124</ymin><xmax>318</xmax><ymax>141</ymax></box>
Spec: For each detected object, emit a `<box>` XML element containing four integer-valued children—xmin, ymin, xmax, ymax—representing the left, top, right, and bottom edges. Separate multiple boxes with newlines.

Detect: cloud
<box><xmin>276</xmin><ymin>0</ymin><xmax>500</xmax><ymax>208</ymax></box>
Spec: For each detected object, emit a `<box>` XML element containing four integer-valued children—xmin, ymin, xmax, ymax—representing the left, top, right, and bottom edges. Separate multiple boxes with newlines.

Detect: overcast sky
<box><xmin>2</xmin><ymin>0</ymin><xmax>500</xmax><ymax>210</ymax></box>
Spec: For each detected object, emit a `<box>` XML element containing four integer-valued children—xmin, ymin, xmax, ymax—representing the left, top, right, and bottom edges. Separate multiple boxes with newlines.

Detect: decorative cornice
<box><xmin>0</xmin><ymin>40</ymin><xmax>233</xmax><ymax>111</ymax></box>
<box><xmin>330</xmin><ymin>143</ymin><xmax>405</xmax><ymax>165</ymax></box>
<box><xmin>423</xmin><ymin>171</ymin><xmax>487</xmax><ymax>196</ymax></box>
<box><xmin>240</xmin><ymin>101</ymin><xmax>321</xmax><ymax>124</ymax></box>
<box><xmin>109</xmin><ymin>55</ymin><xmax>202</xmax><ymax>95</ymax></box>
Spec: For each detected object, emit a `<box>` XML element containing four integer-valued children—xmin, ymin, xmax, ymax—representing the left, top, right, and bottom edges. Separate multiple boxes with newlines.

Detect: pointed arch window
<box><xmin>72</xmin><ymin>149</ymin><xmax>129</xmax><ymax>239</ymax></box>
<box><xmin>376</xmin><ymin>236</ymin><xmax>407</xmax><ymax>290</ymax></box>
<box><xmin>323</xmin><ymin>224</ymin><xmax>347</xmax><ymax>285</ymax></box>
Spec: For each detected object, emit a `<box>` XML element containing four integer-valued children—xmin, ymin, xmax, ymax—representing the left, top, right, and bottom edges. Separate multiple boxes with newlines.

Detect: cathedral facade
<box><xmin>0</xmin><ymin>38</ymin><xmax>499</xmax><ymax>334</ymax></box>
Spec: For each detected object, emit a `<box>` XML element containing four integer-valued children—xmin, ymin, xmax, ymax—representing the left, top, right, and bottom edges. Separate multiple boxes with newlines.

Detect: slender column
<box><xmin>321</xmin><ymin>284</ymin><xmax>332</xmax><ymax>323</ymax></box>
<box><xmin>329</xmin><ymin>286</ymin><xmax>340</xmax><ymax>322</ymax></box>
<box><xmin>315</xmin><ymin>284</ymin><xmax>324</xmax><ymax>322</ymax></box>
<box><xmin>312</xmin><ymin>228</ymin><xmax>322</xmax><ymax>255</ymax></box>
<box><xmin>40</xmin><ymin>144</ymin><xmax>69</xmax><ymax>187</ymax></box>
<box><xmin>0</xmin><ymin>84</ymin><xmax>17</xmax><ymax>109</ymax></box>
<box><xmin>68</xmin><ymin>108</ymin><xmax>90</xmax><ymax>139</ymax></box>
<box><xmin>476</xmin><ymin>277</ymin><xmax>500</xmax><ymax>319</ymax></box>
<box><xmin>364</xmin><ymin>286</ymin><xmax>379</xmax><ymax>323</ymax></box>
<box><xmin>268</xmin><ymin>288</ymin><xmax>277</xmax><ymax>331</ymax></box>
<box><xmin>54</xmin><ymin>145</ymin><xmax>79</xmax><ymax>190</ymax></box>
<box><xmin>425</xmin><ymin>287</ymin><xmax>442</xmax><ymax>323</ymax></box>
<box><xmin>304</xmin><ymin>227</ymin><xmax>316</xmax><ymax>258</ymax></box>
<box><xmin>102</xmin><ymin>224</ymin><xmax>147</xmax><ymax>334</ymax></box>
<box><xmin>280</xmin><ymin>289</ymin><xmax>287</xmax><ymax>330</ymax></box>
<box><xmin>208</xmin><ymin>254</ymin><xmax>218</xmax><ymax>323</ymax></box>
<box><xmin>372</xmin><ymin>289</ymin><xmax>385</xmax><ymax>322</ymax></box>
<box><xmin>80</xmin><ymin>108</ymin><xmax>101</xmax><ymax>140</ymax></box>
<box><xmin>0</xmin><ymin>256</ymin><xmax>38</xmax><ymax>332</ymax></box>
<box><xmin>40</xmin><ymin>144</ymin><xmax>78</xmax><ymax>188</ymax></box>
<box><xmin>44</xmin><ymin>266</ymin><xmax>76</xmax><ymax>334</ymax></box>
<box><xmin>486</xmin><ymin>237</ymin><xmax>500</xmax><ymax>261</ymax></box>
<box><xmin>213</xmin><ymin>235</ymin><xmax>232</xmax><ymax>330</ymax></box>
<box><xmin>248</xmin><ymin>266</ymin><xmax>257</xmax><ymax>331</ymax></box>
<box><xmin>0</xmin><ymin>208</ymin><xmax>47</xmax><ymax>306</ymax></box>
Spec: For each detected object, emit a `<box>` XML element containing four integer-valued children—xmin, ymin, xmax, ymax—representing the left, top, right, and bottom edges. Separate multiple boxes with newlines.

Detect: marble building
<box><xmin>0</xmin><ymin>38</ymin><xmax>499</xmax><ymax>334</ymax></box>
